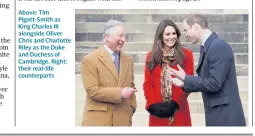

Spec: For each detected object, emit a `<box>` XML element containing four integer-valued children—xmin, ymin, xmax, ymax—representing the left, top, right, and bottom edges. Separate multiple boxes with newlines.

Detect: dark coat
<box><xmin>183</xmin><ymin>32</ymin><xmax>246</xmax><ymax>126</ymax></box>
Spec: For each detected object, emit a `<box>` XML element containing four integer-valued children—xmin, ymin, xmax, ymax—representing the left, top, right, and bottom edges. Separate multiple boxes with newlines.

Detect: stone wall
<box><xmin>75</xmin><ymin>9</ymin><xmax>248</xmax><ymax>76</ymax></box>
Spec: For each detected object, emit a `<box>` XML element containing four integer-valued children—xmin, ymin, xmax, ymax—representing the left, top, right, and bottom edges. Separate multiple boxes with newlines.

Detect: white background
<box><xmin>0</xmin><ymin>0</ymin><xmax>254</xmax><ymax>133</ymax></box>
<box><xmin>0</xmin><ymin>0</ymin><xmax>15</xmax><ymax>129</ymax></box>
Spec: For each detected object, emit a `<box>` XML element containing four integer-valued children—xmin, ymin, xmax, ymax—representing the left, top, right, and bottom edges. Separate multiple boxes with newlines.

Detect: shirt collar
<box><xmin>201</xmin><ymin>31</ymin><xmax>212</xmax><ymax>46</ymax></box>
<box><xmin>104</xmin><ymin>44</ymin><xmax>115</xmax><ymax>55</ymax></box>
<box><xmin>103</xmin><ymin>44</ymin><xmax>120</xmax><ymax>57</ymax></box>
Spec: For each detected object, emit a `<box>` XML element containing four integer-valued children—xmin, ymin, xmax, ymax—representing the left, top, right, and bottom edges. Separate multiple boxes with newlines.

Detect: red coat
<box><xmin>143</xmin><ymin>47</ymin><xmax>194</xmax><ymax>126</ymax></box>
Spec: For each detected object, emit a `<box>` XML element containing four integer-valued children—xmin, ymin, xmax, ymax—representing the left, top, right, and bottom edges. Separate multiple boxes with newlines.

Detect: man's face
<box><xmin>182</xmin><ymin>20</ymin><xmax>200</xmax><ymax>44</ymax></box>
<box><xmin>106</xmin><ymin>25</ymin><xmax>126</xmax><ymax>53</ymax></box>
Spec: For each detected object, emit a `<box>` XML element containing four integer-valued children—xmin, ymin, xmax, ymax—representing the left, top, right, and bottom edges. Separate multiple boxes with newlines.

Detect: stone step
<box><xmin>76</xmin><ymin>22</ymin><xmax>248</xmax><ymax>33</ymax></box>
<box><xmin>131</xmin><ymin>75</ymin><xmax>249</xmax><ymax>93</ymax></box>
<box><xmin>75</xmin><ymin>112</ymin><xmax>248</xmax><ymax>127</ymax></box>
<box><xmin>75</xmin><ymin>32</ymin><xmax>247</xmax><ymax>44</ymax></box>
<box><xmin>76</xmin><ymin>97</ymin><xmax>249</xmax><ymax>126</ymax></box>
<box><xmin>75</xmin><ymin>42</ymin><xmax>248</xmax><ymax>53</ymax></box>
<box><xmin>75</xmin><ymin>97</ymin><xmax>248</xmax><ymax>115</ymax></box>
<box><xmin>75</xmin><ymin>74</ymin><xmax>248</xmax><ymax>97</ymax></box>
<box><xmin>76</xmin><ymin>79</ymin><xmax>248</xmax><ymax>103</ymax></box>
<box><xmin>75</xmin><ymin>13</ymin><xmax>247</xmax><ymax>24</ymax></box>
<box><xmin>75</xmin><ymin>74</ymin><xmax>249</xmax><ymax>94</ymax></box>
<box><xmin>75</xmin><ymin>87</ymin><xmax>248</xmax><ymax>105</ymax></box>
<box><xmin>130</xmin><ymin>112</ymin><xmax>248</xmax><ymax>126</ymax></box>
<box><xmin>75</xmin><ymin>9</ymin><xmax>248</xmax><ymax>15</ymax></box>
<box><xmin>136</xmin><ymin>100</ymin><xmax>248</xmax><ymax>114</ymax></box>
<box><xmin>75</xmin><ymin>52</ymin><xmax>248</xmax><ymax>65</ymax></box>
<box><xmin>75</xmin><ymin>62</ymin><xmax>248</xmax><ymax>76</ymax></box>
<box><xmin>133</xmin><ymin>63</ymin><xmax>248</xmax><ymax>76</ymax></box>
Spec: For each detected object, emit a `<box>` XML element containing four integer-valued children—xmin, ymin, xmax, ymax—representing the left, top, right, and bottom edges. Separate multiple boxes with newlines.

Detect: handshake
<box><xmin>147</xmin><ymin>101</ymin><xmax>179</xmax><ymax>118</ymax></box>
<box><xmin>121</xmin><ymin>87</ymin><xmax>138</xmax><ymax>98</ymax></box>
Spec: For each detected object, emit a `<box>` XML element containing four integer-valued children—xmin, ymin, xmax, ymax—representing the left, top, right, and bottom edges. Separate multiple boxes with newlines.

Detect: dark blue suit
<box><xmin>183</xmin><ymin>32</ymin><xmax>246</xmax><ymax>126</ymax></box>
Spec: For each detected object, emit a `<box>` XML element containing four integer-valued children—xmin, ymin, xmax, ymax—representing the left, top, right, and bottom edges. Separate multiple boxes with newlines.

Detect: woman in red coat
<box><xmin>143</xmin><ymin>19</ymin><xmax>194</xmax><ymax>126</ymax></box>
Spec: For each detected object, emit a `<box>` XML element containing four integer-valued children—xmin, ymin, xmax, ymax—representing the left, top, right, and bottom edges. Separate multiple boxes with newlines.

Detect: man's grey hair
<box><xmin>184</xmin><ymin>14</ymin><xmax>209</xmax><ymax>29</ymax></box>
<box><xmin>104</xmin><ymin>20</ymin><xmax>123</xmax><ymax>37</ymax></box>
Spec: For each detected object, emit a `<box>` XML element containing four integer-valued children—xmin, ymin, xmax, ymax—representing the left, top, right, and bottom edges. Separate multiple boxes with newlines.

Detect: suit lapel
<box><xmin>98</xmin><ymin>46</ymin><xmax>119</xmax><ymax>82</ymax></box>
<box><xmin>117</xmin><ymin>52</ymin><xmax>129</xmax><ymax>87</ymax></box>
<box><xmin>196</xmin><ymin>32</ymin><xmax>218</xmax><ymax>73</ymax></box>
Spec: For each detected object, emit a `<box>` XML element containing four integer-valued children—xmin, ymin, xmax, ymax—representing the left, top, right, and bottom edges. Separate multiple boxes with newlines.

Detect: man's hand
<box><xmin>121</xmin><ymin>87</ymin><xmax>138</xmax><ymax>98</ymax></box>
<box><xmin>168</xmin><ymin>64</ymin><xmax>186</xmax><ymax>81</ymax></box>
<box><xmin>170</xmin><ymin>78</ymin><xmax>184</xmax><ymax>87</ymax></box>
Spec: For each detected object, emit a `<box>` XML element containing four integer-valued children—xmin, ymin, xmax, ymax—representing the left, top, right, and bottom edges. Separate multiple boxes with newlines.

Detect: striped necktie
<box><xmin>113</xmin><ymin>53</ymin><xmax>120</xmax><ymax>73</ymax></box>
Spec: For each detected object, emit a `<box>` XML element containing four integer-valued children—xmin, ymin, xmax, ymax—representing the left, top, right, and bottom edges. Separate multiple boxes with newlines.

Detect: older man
<box><xmin>80</xmin><ymin>20</ymin><xmax>137</xmax><ymax>126</ymax></box>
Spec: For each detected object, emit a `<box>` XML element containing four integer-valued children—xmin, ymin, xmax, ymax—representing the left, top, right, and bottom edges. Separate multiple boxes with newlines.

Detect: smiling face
<box><xmin>149</xmin><ymin>19</ymin><xmax>185</xmax><ymax>70</ymax></box>
<box><xmin>162</xmin><ymin>25</ymin><xmax>178</xmax><ymax>49</ymax></box>
<box><xmin>182</xmin><ymin>20</ymin><xmax>200</xmax><ymax>44</ymax></box>
<box><xmin>105</xmin><ymin>25</ymin><xmax>126</xmax><ymax>53</ymax></box>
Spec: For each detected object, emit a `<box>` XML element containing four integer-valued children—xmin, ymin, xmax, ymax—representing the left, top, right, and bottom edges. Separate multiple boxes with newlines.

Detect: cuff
<box><xmin>114</xmin><ymin>87</ymin><xmax>123</xmax><ymax>103</ymax></box>
<box><xmin>183</xmin><ymin>75</ymin><xmax>195</xmax><ymax>92</ymax></box>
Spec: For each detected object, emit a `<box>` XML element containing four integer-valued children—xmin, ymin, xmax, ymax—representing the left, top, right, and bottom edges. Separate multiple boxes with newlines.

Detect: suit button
<box><xmin>107</xmin><ymin>81</ymin><xmax>110</xmax><ymax>84</ymax></box>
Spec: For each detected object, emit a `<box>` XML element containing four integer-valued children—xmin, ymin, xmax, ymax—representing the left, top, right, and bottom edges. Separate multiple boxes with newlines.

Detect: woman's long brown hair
<box><xmin>147</xmin><ymin>19</ymin><xmax>185</xmax><ymax>71</ymax></box>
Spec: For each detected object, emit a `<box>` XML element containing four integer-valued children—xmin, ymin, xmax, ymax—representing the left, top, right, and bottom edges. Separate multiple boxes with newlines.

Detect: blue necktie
<box><xmin>200</xmin><ymin>45</ymin><xmax>204</xmax><ymax>55</ymax></box>
<box><xmin>113</xmin><ymin>53</ymin><xmax>120</xmax><ymax>73</ymax></box>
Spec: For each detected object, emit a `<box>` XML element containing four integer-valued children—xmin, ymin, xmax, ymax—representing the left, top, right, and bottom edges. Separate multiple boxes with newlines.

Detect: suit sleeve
<box><xmin>183</xmin><ymin>43</ymin><xmax>232</xmax><ymax>93</ymax></box>
<box><xmin>130</xmin><ymin>58</ymin><xmax>137</xmax><ymax>113</ymax></box>
<box><xmin>171</xmin><ymin>49</ymin><xmax>194</xmax><ymax>109</ymax></box>
<box><xmin>143</xmin><ymin>52</ymin><xmax>157</xmax><ymax>109</ymax></box>
<box><xmin>80</xmin><ymin>57</ymin><xmax>122</xmax><ymax>104</ymax></box>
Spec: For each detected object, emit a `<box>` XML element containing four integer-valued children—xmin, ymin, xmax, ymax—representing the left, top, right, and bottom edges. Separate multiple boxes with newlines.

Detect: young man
<box><xmin>169</xmin><ymin>14</ymin><xmax>246</xmax><ymax>126</ymax></box>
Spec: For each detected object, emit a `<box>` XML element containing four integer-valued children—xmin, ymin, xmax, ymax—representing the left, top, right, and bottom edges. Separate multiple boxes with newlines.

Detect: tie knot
<box><xmin>113</xmin><ymin>52</ymin><xmax>119</xmax><ymax>58</ymax></box>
